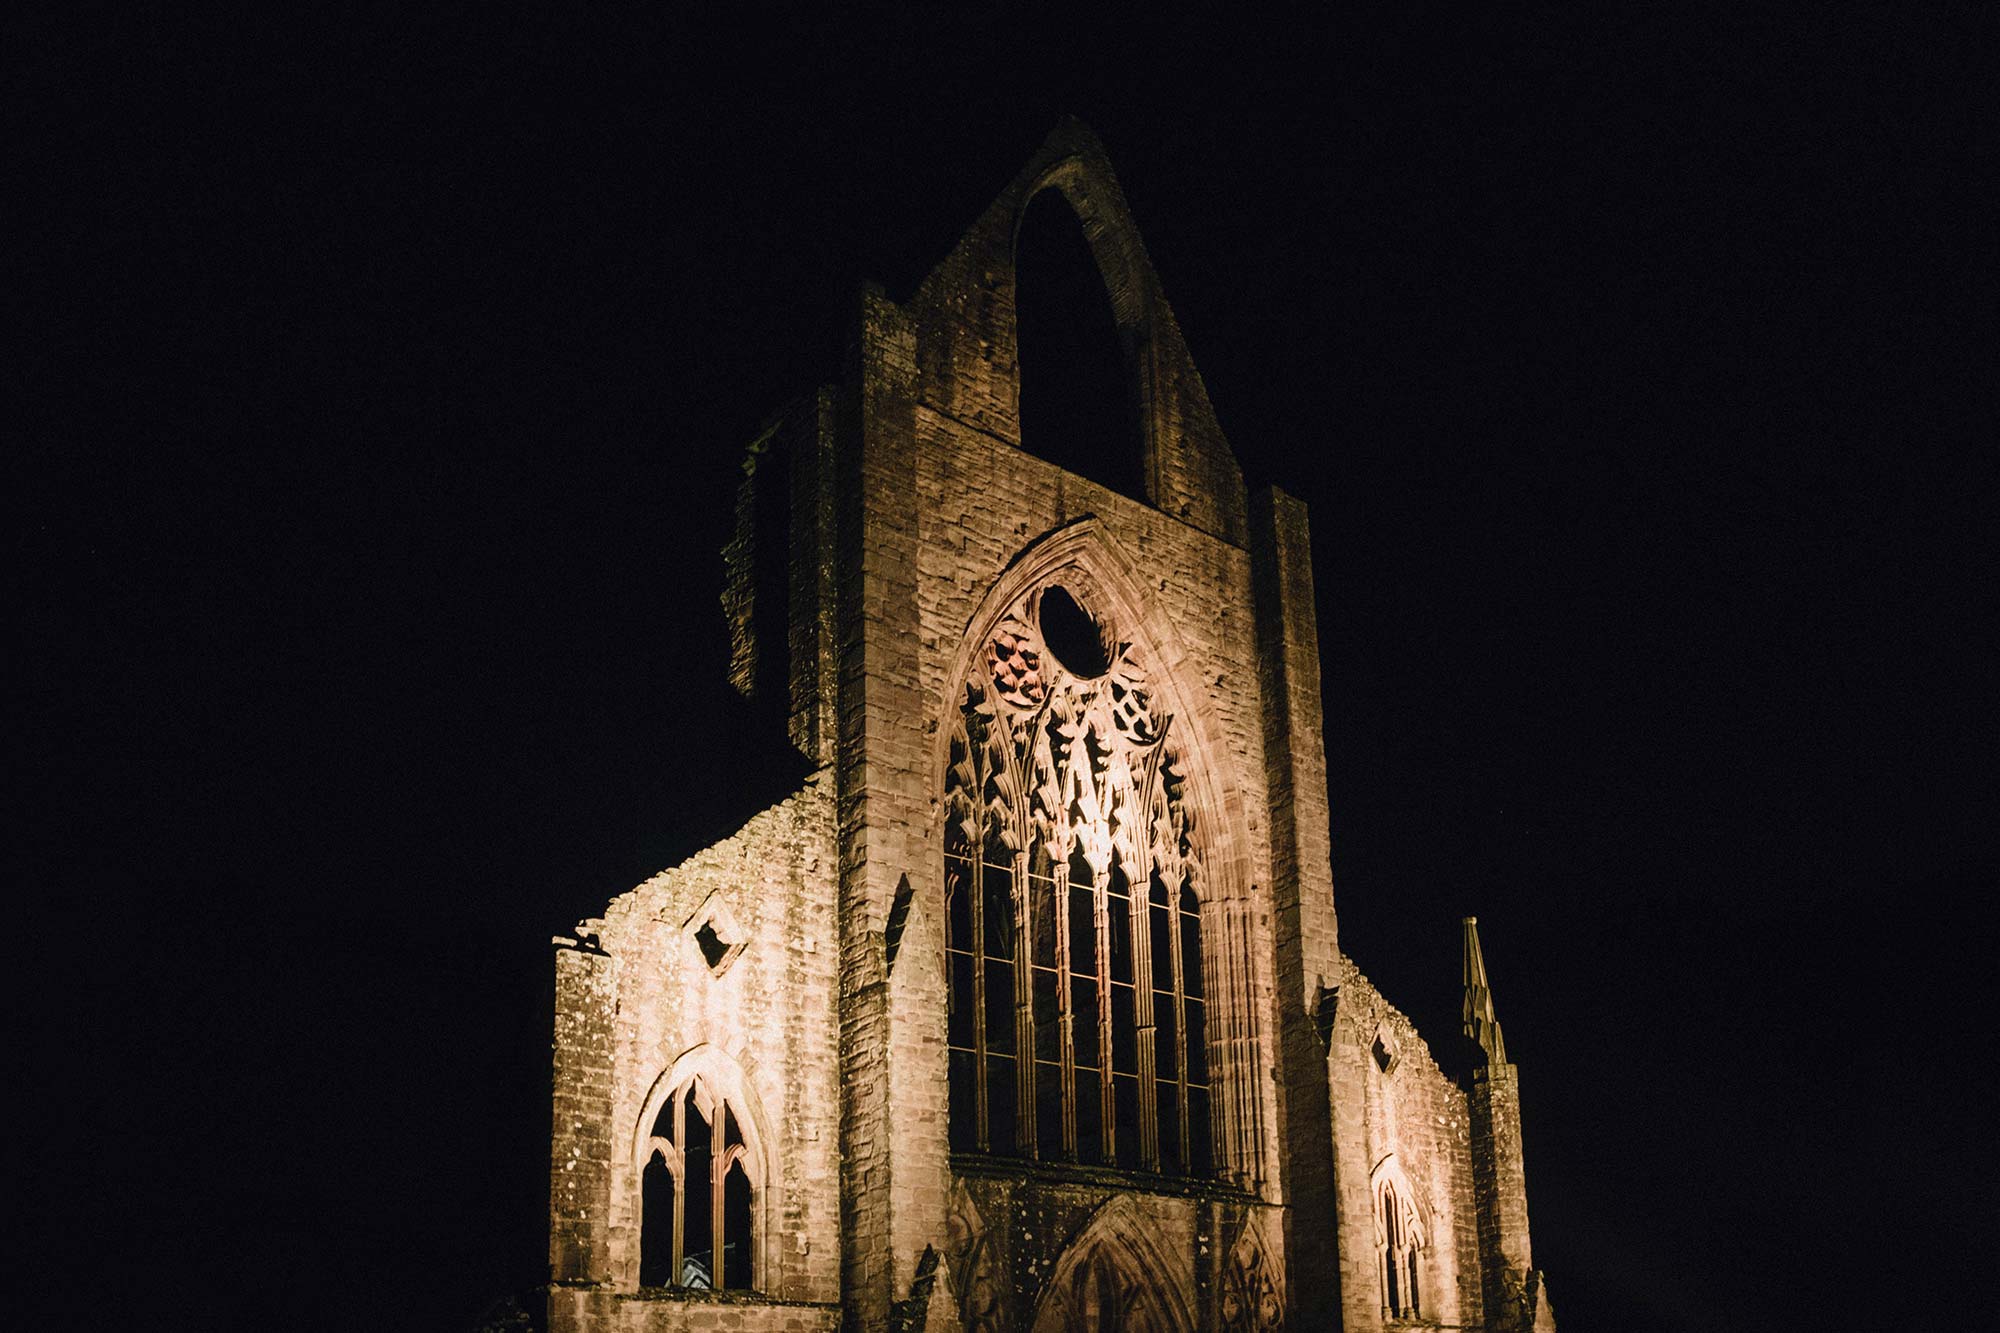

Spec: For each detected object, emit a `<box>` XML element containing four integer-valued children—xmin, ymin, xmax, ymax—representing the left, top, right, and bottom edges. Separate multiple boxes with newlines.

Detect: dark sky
<box><xmin>19</xmin><ymin>6</ymin><xmax>1985</xmax><ymax>1331</ymax></box>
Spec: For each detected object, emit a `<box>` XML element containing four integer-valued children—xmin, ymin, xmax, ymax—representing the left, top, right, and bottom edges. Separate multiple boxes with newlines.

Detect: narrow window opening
<box><xmin>1015</xmin><ymin>190</ymin><xmax>1146</xmax><ymax>499</ymax></box>
<box><xmin>682</xmin><ymin>1096</ymin><xmax>714</xmax><ymax>1288</ymax></box>
<box><xmin>722</xmin><ymin>1161</ymin><xmax>753</xmax><ymax>1289</ymax></box>
<box><xmin>639</xmin><ymin>1151</ymin><xmax>675</xmax><ymax>1288</ymax></box>
<box><xmin>884</xmin><ymin>874</ymin><xmax>915</xmax><ymax>972</ymax></box>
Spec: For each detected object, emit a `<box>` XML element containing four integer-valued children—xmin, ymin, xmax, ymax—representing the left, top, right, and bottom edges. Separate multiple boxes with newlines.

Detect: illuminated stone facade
<box><xmin>547</xmin><ymin>120</ymin><xmax>1554</xmax><ymax>1333</ymax></box>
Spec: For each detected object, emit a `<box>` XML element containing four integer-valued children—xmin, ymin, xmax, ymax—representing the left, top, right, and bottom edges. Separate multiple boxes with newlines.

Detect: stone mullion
<box><xmin>1210</xmin><ymin>897</ymin><xmax>1267</xmax><ymax>1189</ymax></box>
<box><xmin>671</xmin><ymin>1091</ymin><xmax>686</xmax><ymax>1286</ymax></box>
<box><xmin>711</xmin><ymin>1136</ymin><xmax>727</xmax><ymax>1290</ymax></box>
<box><xmin>1128</xmin><ymin>754</ymin><xmax>1163</xmax><ymax>1172</ymax></box>
<box><xmin>1132</xmin><ymin>866</ymin><xmax>1161</xmax><ymax>1173</ymax></box>
<box><xmin>1011</xmin><ymin>845</ymin><xmax>1035</xmax><ymax>1157</ymax></box>
<box><xmin>1094</xmin><ymin>846</ymin><xmax>1117</xmax><ymax>1164</ymax></box>
<box><xmin>1165</xmin><ymin>865</ymin><xmax>1190</xmax><ymax>1170</ymax></box>
<box><xmin>968</xmin><ymin>739</ymin><xmax>989</xmax><ymax>1152</ymax></box>
<box><xmin>1008</xmin><ymin>710</ymin><xmax>1040</xmax><ymax>1159</ymax></box>
<box><xmin>1201</xmin><ymin>896</ymin><xmax>1225</xmax><ymax>1176</ymax></box>
<box><xmin>1054</xmin><ymin>834</ymin><xmax>1078</xmax><ymax>1160</ymax></box>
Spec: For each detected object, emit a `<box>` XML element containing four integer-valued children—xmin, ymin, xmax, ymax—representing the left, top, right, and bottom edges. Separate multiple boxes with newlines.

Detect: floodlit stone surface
<box><xmin>549</xmin><ymin>119</ymin><xmax>1553</xmax><ymax>1332</ymax></box>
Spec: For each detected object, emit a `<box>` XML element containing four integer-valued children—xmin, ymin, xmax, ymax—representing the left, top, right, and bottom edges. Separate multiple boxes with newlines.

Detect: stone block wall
<box><xmin>721</xmin><ymin>390</ymin><xmax>839</xmax><ymax>764</ymax></box>
<box><xmin>870</xmin><ymin>121</ymin><xmax>1300</xmax><ymax>1323</ymax></box>
<box><xmin>1326</xmin><ymin>958</ymin><xmax>1483</xmax><ymax>1333</ymax></box>
<box><xmin>550</xmin><ymin>1287</ymin><xmax>840</xmax><ymax>1333</ymax></box>
<box><xmin>1470</xmin><ymin>1063</ymin><xmax>1554</xmax><ymax>1332</ymax></box>
<box><xmin>1250</xmin><ymin>485</ymin><xmax>1345</xmax><ymax>1326</ymax></box>
<box><xmin>549</xmin><ymin>777</ymin><xmax>842</xmax><ymax>1332</ymax></box>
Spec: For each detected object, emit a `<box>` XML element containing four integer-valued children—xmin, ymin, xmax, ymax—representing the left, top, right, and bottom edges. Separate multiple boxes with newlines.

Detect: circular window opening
<box><xmin>1038</xmin><ymin>585</ymin><xmax>1111</xmax><ymax>678</ymax></box>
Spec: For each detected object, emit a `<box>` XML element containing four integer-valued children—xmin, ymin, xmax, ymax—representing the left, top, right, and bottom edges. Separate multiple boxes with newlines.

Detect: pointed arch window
<box><xmin>945</xmin><ymin>580</ymin><xmax>1212</xmax><ymax>1177</ymax></box>
<box><xmin>640</xmin><ymin>1073</ymin><xmax>756</xmax><ymax>1291</ymax></box>
<box><xmin>1014</xmin><ymin>188</ymin><xmax>1147</xmax><ymax>500</ymax></box>
<box><xmin>1372</xmin><ymin>1167</ymin><xmax>1428</xmax><ymax>1320</ymax></box>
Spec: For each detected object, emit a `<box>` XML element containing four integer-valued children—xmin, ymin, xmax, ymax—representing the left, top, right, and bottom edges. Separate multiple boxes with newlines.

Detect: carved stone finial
<box><xmin>1462</xmin><ymin>916</ymin><xmax>1508</xmax><ymax>1066</ymax></box>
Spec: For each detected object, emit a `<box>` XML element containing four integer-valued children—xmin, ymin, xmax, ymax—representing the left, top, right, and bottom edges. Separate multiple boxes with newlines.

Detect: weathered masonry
<box><xmin>547</xmin><ymin>119</ymin><xmax>1556</xmax><ymax>1333</ymax></box>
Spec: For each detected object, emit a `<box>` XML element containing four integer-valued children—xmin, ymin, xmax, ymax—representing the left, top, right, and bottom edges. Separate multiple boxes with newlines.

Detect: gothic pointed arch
<box><xmin>1012</xmin><ymin>174</ymin><xmax>1150</xmax><ymax>499</ymax></box>
<box><xmin>1370</xmin><ymin>1154</ymin><xmax>1432</xmax><ymax>1320</ymax></box>
<box><xmin>633</xmin><ymin>1044</ymin><xmax>777</xmax><ymax>1291</ymax></box>
<box><xmin>943</xmin><ymin>1179</ymin><xmax>1003</xmax><ymax>1333</ymax></box>
<box><xmin>936</xmin><ymin>518</ymin><xmax>1268</xmax><ymax>1185</ymax></box>
<box><xmin>938</xmin><ymin>517</ymin><xmax>1249</xmax><ymax>898</ymax></box>
<box><xmin>1219</xmin><ymin>1210</ymin><xmax>1285</xmax><ymax>1332</ymax></box>
<box><xmin>1013</xmin><ymin>145</ymin><xmax>1155</xmax><ymax>335</ymax></box>
<box><xmin>1029</xmin><ymin>1193</ymin><xmax>1196</xmax><ymax>1333</ymax></box>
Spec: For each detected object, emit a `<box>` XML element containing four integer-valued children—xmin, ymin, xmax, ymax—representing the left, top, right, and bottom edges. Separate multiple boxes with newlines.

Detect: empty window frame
<box><xmin>1374</xmin><ymin>1172</ymin><xmax>1427</xmax><ymax>1319</ymax></box>
<box><xmin>640</xmin><ymin>1074</ymin><xmax>755</xmax><ymax>1291</ymax></box>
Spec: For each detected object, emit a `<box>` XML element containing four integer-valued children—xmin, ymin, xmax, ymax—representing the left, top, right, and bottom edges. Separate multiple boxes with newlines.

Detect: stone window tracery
<box><xmin>945</xmin><ymin>580</ymin><xmax>1213</xmax><ymax>1175</ymax></box>
<box><xmin>1372</xmin><ymin>1163</ymin><xmax>1427</xmax><ymax>1320</ymax></box>
<box><xmin>640</xmin><ymin>1073</ymin><xmax>757</xmax><ymax>1291</ymax></box>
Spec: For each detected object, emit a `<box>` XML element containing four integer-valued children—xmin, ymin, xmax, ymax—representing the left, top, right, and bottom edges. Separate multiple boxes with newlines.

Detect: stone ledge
<box><xmin>950</xmin><ymin>1152</ymin><xmax>1266</xmax><ymax>1204</ymax></box>
<box><xmin>619</xmin><ymin>1288</ymin><xmax>839</xmax><ymax>1311</ymax></box>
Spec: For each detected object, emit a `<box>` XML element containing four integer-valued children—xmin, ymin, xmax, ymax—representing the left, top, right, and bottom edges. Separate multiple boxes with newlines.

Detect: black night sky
<box><xmin>19</xmin><ymin>7</ymin><xmax>1985</xmax><ymax>1331</ymax></box>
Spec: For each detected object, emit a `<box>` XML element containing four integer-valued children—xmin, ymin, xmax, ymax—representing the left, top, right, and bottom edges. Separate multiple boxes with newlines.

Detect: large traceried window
<box><xmin>945</xmin><ymin>581</ymin><xmax>1212</xmax><ymax>1177</ymax></box>
<box><xmin>640</xmin><ymin>1073</ymin><xmax>756</xmax><ymax>1291</ymax></box>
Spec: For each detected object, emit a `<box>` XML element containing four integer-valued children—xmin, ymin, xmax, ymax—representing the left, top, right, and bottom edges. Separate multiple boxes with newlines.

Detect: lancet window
<box><xmin>1373</xmin><ymin>1168</ymin><xmax>1427</xmax><ymax>1320</ymax></box>
<box><xmin>944</xmin><ymin>582</ymin><xmax>1212</xmax><ymax>1177</ymax></box>
<box><xmin>639</xmin><ymin>1073</ymin><xmax>756</xmax><ymax>1291</ymax></box>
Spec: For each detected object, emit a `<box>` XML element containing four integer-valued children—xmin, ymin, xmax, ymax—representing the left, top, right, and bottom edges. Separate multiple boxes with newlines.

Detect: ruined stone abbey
<box><xmin>546</xmin><ymin>121</ymin><xmax>1555</xmax><ymax>1333</ymax></box>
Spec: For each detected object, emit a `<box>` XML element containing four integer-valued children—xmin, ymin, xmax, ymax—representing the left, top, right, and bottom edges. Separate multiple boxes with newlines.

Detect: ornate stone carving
<box><xmin>1029</xmin><ymin>1195</ymin><xmax>1194</xmax><ymax>1333</ymax></box>
<box><xmin>944</xmin><ymin>1182</ymin><xmax>1002</xmax><ymax>1333</ymax></box>
<box><xmin>946</xmin><ymin>574</ymin><xmax>1216</xmax><ymax>1172</ymax></box>
<box><xmin>1219</xmin><ymin>1213</ymin><xmax>1283</xmax><ymax>1332</ymax></box>
<box><xmin>958</xmin><ymin>581</ymin><xmax>1196</xmax><ymax>906</ymax></box>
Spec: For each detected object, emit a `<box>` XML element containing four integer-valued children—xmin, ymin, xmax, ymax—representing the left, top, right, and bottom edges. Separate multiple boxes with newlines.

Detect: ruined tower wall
<box><xmin>897</xmin><ymin>409</ymin><xmax>1294</xmax><ymax>1325</ymax></box>
<box><xmin>1326</xmin><ymin>960</ymin><xmax>1483</xmax><ymax>1333</ymax></box>
<box><xmin>549</xmin><ymin>118</ymin><xmax>1548</xmax><ymax>1332</ymax></box>
<box><xmin>828</xmin><ymin>120</ymin><xmax>1304</xmax><ymax>1327</ymax></box>
<box><xmin>1250</xmin><ymin>485</ymin><xmax>1346</xmax><ymax>1326</ymax></box>
<box><xmin>550</xmin><ymin>781</ymin><xmax>844</xmax><ymax>1332</ymax></box>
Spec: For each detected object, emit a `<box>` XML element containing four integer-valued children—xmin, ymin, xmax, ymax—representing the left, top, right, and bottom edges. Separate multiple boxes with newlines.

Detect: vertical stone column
<box><xmin>1470</xmin><ymin>1063</ymin><xmax>1537</xmax><ymax>1330</ymax></box>
<box><xmin>1327</xmin><ymin>1027</ymin><xmax>1384</xmax><ymax>1333</ymax></box>
<box><xmin>1250</xmin><ymin>485</ymin><xmax>1343</xmax><ymax>1325</ymax></box>
<box><xmin>835</xmin><ymin>283</ymin><xmax>933</xmax><ymax>1330</ymax></box>
<box><xmin>1208</xmin><ymin>894</ymin><xmax>1271</xmax><ymax>1192</ymax></box>
<box><xmin>549</xmin><ymin>932</ymin><xmax>616</xmax><ymax>1290</ymax></box>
